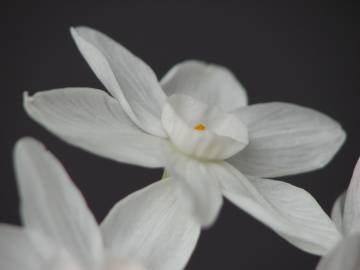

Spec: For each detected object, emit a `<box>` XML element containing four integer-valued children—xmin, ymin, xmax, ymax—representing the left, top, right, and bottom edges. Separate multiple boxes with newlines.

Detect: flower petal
<box><xmin>331</xmin><ymin>192</ymin><xmax>346</xmax><ymax>234</ymax></box>
<box><xmin>164</xmin><ymin>146</ymin><xmax>223</xmax><ymax>227</ymax></box>
<box><xmin>217</xmin><ymin>162</ymin><xmax>341</xmax><ymax>255</ymax></box>
<box><xmin>71</xmin><ymin>26</ymin><xmax>166</xmax><ymax>137</ymax></box>
<box><xmin>0</xmin><ymin>225</ymin><xmax>82</xmax><ymax>270</ymax></box>
<box><xmin>316</xmin><ymin>234</ymin><xmax>360</xmax><ymax>270</ymax></box>
<box><xmin>14</xmin><ymin>138</ymin><xmax>103</xmax><ymax>268</ymax></box>
<box><xmin>343</xmin><ymin>158</ymin><xmax>360</xmax><ymax>235</ymax></box>
<box><xmin>161</xmin><ymin>60</ymin><xmax>248</xmax><ymax>111</ymax></box>
<box><xmin>100</xmin><ymin>179</ymin><xmax>200</xmax><ymax>270</ymax></box>
<box><xmin>230</xmin><ymin>102</ymin><xmax>346</xmax><ymax>178</ymax></box>
<box><xmin>106</xmin><ymin>261</ymin><xmax>147</xmax><ymax>270</ymax></box>
<box><xmin>0</xmin><ymin>225</ymin><xmax>53</xmax><ymax>270</ymax></box>
<box><xmin>24</xmin><ymin>88</ymin><xmax>165</xmax><ymax>168</ymax></box>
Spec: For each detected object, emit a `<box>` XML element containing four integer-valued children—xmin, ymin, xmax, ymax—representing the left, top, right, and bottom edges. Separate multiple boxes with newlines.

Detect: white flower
<box><xmin>25</xmin><ymin>26</ymin><xmax>345</xmax><ymax>255</ymax></box>
<box><xmin>316</xmin><ymin>158</ymin><xmax>360</xmax><ymax>270</ymax></box>
<box><xmin>331</xmin><ymin>158</ymin><xmax>360</xmax><ymax>236</ymax></box>
<box><xmin>0</xmin><ymin>138</ymin><xmax>200</xmax><ymax>270</ymax></box>
<box><xmin>315</xmin><ymin>234</ymin><xmax>360</xmax><ymax>270</ymax></box>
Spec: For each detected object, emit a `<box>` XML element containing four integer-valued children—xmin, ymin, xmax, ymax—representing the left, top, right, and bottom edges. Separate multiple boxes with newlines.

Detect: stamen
<box><xmin>194</xmin><ymin>123</ymin><xmax>206</xmax><ymax>131</ymax></box>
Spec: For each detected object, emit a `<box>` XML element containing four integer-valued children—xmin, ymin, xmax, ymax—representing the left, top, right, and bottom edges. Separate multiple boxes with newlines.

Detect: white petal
<box><xmin>343</xmin><ymin>158</ymin><xmax>360</xmax><ymax>234</ymax></box>
<box><xmin>230</xmin><ymin>102</ymin><xmax>346</xmax><ymax>177</ymax></box>
<box><xmin>316</xmin><ymin>234</ymin><xmax>360</xmax><ymax>270</ymax></box>
<box><xmin>161</xmin><ymin>60</ymin><xmax>248</xmax><ymax>111</ymax></box>
<box><xmin>71</xmin><ymin>26</ymin><xmax>166</xmax><ymax>137</ymax></box>
<box><xmin>14</xmin><ymin>138</ymin><xmax>103</xmax><ymax>268</ymax></box>
<box><xmin>164</xmin><ymin>146</ymin><xmax>223</xmax><ymax>227</ymax></box>
<box><xmin>331</xmin><ymin>192</ymin><xmax>346</xmax><ymax>234</ymax></box>
<box><xmin>0</xmin><ymin>225</ymin><xmax>53</xmax><ymax>270</ymax></box>
<box><xmin>106</xmin><ymin>261</ymin><xmax>147</xmax><ymax>270</ymax></box>
<box><xmin>24</xmin><ymin>88</ymin><xmax>165</xmax><ymax>168</ymax></box>
<box><xmin>217</xmin><ymin>163</ymin><xmax>341</xmax><ymax>255</ymax></box>
<box><xmin>162</xmin><ymin>94</ymin><xmax>248</xmax><ymax>160</ymax></box>
<box><xmin>0</xmin><ymin>225</ymin><xmax>82</xmax><ymax>270</ymax></box>
<box><xmin>100</xmin><ymin>179</ymin><xmax>200</xmax><ymax>270</ymax></box>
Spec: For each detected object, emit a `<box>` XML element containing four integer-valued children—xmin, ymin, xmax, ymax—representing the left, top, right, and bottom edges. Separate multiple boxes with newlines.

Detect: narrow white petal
<box><xmin>343</xmin><ymin>158</ymin><xmax>360</xmax><ymax>234</ymax></box>
<box><xmin>0</xmin><ymin>225</ymin><xmax>82</xmax><ymax>270</ymax></box>
<box><xmin>14</xmin><ymin>138</ymin><xmax>103</xmax><ymax>268</ymax></box>
<box><xmin>316</xmin><ymin>234</ymin><xmax>360</xmax><ymax>270</ymax></box>
<box><xmin>0</xmin><ymin>225</ymin><xmax>51</xmax><ymax>270</ymax></box>
<box><xmin>217</xmin><ymin>163</ymin><xmax>341</xmax><ymax>255</ymax></box>
<box><xmin>230</xmin><ymin>102</ymin><xmax>346</xmax><ymax>177</ymax></box>
<box><xmin>331</xmin><ymin>192</ymin><xmax>346</xmax><ymax>234</ymax></box>
<box><xmin>71</xmin><ymin>26</ymin><xmax>166</xmax><ymax>137</ymax></box>
<box><xmin>161</xmin><ymin>60</ymin><xmax>248</xmax><ymax>111</ymax></box>
<box><xmin>165</xmin><ymin>146</ymin><xmax>223</xmax><ymax>227</ymax></box>
<box><xmin>24</xmin><ymin>88</ymin><xmax>165</xmax><ymax>168</ymax></box>
<box><xmin>101</xmin><ymin>179</ymin><xmax>200</xmax><ymax>270</ymax></box>
<box><xmin>106</xmin><ymin>261</ymin><xmax>147</xmax><ymax>270</ymax></box>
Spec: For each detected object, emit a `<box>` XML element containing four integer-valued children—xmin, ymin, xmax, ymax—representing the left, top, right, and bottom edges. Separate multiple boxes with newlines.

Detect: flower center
<box><xmin>194</xmin><ymin>123</ymin><xmax>206</xmax><ymax>131</ymax></box>
<box><xmin>161</xmin><ymin>94</ymin><xmax>249</xmax><ymax>160</ymax></box>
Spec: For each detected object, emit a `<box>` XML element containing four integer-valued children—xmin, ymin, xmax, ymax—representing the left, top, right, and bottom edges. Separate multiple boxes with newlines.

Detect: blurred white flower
<box><xmin>316</xmin><ymin>158</ymin><xmax>360</xmax><ymax>269</ymax></box>
<box><xmin>0</xmin><ymin>138</ymin><xmax>199</xmax><ymax>270</ymax></box>
<box><xmin>315</xmin><ymin>234</ymin><xmax>360</xmax><ymax>270</ymax></box>
<box><xmin>314</xmin><ymin>158</ymin><xmax>360</xmax><ymax>269</ymax></box>
<box><xmin>25</xmin><ymin>26</ymin><xmax>345</xmax><ymax>255</ymax></box>
<box><xmin>331</xmin><ymin>158</ymin><xmax>360</xmax><ymax>237</ymax></box>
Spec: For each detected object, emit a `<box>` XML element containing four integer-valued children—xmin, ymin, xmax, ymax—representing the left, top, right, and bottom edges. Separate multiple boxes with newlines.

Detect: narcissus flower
<box><xmin>25</xmin><ymin>26</ymin><xmax>345</xmax><ymax>255</ymax></box>
<box><xmin>0</xmin><ymin>138</ymin><xmax>199</xmax><ymax>270</ymax></box>
<box><xmin>331</xmin><ymin>158</ymin><xmax>360</xmax><ymax>237</ymax></box>
<box><xmin>316</xmin><ymin>158</ymin><xmax>360</xmax><ymax>270</ymax></box>
<box><xmin>315</xmin><ymin>234</ymin><xmax>360</xmax><ymax>270</ymax></box>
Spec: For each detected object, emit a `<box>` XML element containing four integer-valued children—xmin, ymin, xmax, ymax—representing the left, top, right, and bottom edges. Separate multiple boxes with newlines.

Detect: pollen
<box><xmin>194</xmin><ymin>123</ymin><xmax>206</xmax><ymax>131</ymax></box>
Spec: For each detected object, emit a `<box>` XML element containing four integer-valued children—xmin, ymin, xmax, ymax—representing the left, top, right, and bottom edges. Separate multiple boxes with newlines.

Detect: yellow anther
<box><xmin>194</xmin><ymin>123</ymin><xmax>206</xmax><ymax>131</ymax></box>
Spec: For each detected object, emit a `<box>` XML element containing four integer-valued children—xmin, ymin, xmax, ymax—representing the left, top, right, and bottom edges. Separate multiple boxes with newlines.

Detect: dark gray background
<box><xmin>1</xmin><ymin>1</ymin><xmax>359</xmax><ymax>269</ymax></box>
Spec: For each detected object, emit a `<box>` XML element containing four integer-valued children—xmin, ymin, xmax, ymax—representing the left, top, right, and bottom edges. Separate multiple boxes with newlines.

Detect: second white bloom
<box><xmin>315</xmin><ymin>158</ymin><xmax>360</xmax><ymax>270</ymax></box>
